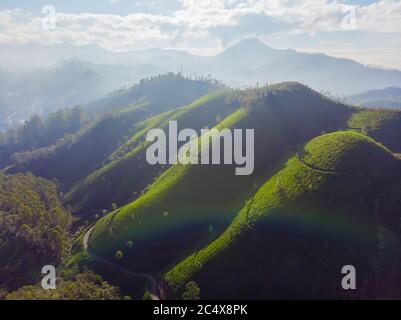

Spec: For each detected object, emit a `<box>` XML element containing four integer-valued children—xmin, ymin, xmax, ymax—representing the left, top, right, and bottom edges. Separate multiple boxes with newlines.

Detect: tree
<box><xmin>0</xmin><ymin>173</ymin><xmax>71</xmax><ymax>290</ymax></box>
<box><xmin>181</xmin><ymin>281</ymin><xmax>200</xmax><ymax>300</ymax></box>
<box><xmin>361</xmin><ymin>124</ymin><xmax>369</xmax><ymax>135</ymax></box>
<box><xmin>69</xmin><ymin>106</ymin><xmax>85</xmax><ymax>132</ymax></box>
<box><xmin>0</xmin><ymin>106</ymin><xmax>86</xmax><ymax>152</ymax></box>
<box><xmin>5</xmin><ymin>270</ymin><xmax>121</xmax><ymax>300</ymax></box>
<box><xmin>115</xmin><ymin>250</ymin><xmax>124</xmax><ymax>260</ymax></box>
<box><xmin>275</xmin><ymin>175</ymin><xmax>286</xmax><ymax>200</ymax></box>
<box><xmin>21</xmin><ymin>114</ymin><xmax>45</xmax><ymax>147</ymax></box>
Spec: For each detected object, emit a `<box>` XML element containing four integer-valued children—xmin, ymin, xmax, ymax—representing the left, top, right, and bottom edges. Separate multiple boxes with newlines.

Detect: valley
<box><xmin>2</xmin><ymin>68</ymin><xmax>401</xmax><ymax>301</ymax></box>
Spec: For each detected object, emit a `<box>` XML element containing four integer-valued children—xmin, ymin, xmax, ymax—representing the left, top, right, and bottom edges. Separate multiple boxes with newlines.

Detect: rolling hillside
<box><xmin>4</xmin><ymin>0</ymin><xmax>401</xmax><ymax>302</ymax></box>
<box><xmin>86</xmin><ymin>82</ymin><xmax>354</xmax><ymax>276</ymax></box>
<box><xmin>9</xmin><ymin>74</ymin><xmax>222</xmax><ymax>186</ymax></box>
<box><xmin>165</xmin><ymin>131</ymin><xmax>401</xmax><ymax>299</ymax></box>
<box><xmin>348</xmin><ymin>109</ymin><xmax>401</xmax><ymax>152</ymax></box>
<box><xmin>65</xmin><ymin>92</ymin><xmax>239</xmax><ymax>212</ymax></box>
<box><xmin>85</xmin><ymin>73</ymin><xmax>222</xmax><ymax>113</ymax></box>
<box><xmin>2</xmin><ymin>77</ymin><xmax>400</xmax><ymax>300</ymax></box>
<box><xmin>73</xmin><ymin>82</ymin><xmax>401</xmax><ymax>299</ymax></box>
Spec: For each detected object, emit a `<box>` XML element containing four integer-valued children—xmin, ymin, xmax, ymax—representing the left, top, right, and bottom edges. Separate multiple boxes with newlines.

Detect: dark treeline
<box><xmin>0</xmin><ymin>172</ymin><xmax>124</xmax><ymax>300</ymax></box>
<box><xmin>86</xmin><ymin>72</ymin><xmax>225</xmax><ymax>113</ymax></box>
<box><xmin>0</xmin><ymin>106</ymin><xmax>86</xmax><ymax>152</ymax></box>
<box><xmin>0</xmin><ymin>73</ymin><xmax>222</xmax><ymax>161</ymax></box>
<box><xmin>4</xmin><ymin>73</ymin><xmax>224</xmax><ymax>184</ymax></box>
<box><xmin>0</xmin><ymin>172</ymin><xmax>71</xmax><ymax>290</ymax></box>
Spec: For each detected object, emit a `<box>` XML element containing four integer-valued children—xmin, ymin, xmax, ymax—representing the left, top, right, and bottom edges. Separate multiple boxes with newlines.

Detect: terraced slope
<box><xmin>87</xmin><ymin>82</ymin><xmax>353</xmax><ymax>275</ymax></box>
<box><xmin>300</xmin><ymin>131</ymin><xmax>393</xmax><ymax>172</ymax></box>
<box><xmin>13</xmin><ymin>75</ymin><xmax>221</xmax><ymax>186</ymax></box>
<box><xmin>164</xmin><ymin>131</ymin><xmax>400</xmax><ymax>299</ymax></box>
<box><xmin>65</xmin><ymin>92</ymin><xmax>239</xmax><ymax>212</ymax></box>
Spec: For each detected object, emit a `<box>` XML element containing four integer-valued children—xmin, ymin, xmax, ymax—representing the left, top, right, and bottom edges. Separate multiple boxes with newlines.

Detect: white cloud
<box><xmin>0</xmin><ymin>0</ymin><xmax>400</xmax><ymax>65</ymax></box>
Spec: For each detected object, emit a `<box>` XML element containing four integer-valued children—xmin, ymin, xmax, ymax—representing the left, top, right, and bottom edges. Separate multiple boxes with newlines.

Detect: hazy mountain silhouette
<box><xmin>348</xmin><ymin>87</ymin><xmax>401</xmax><ymax>109</ymax></box>
<box><xmin>3</xmin><ymin>38</ymin><xmax>401</xmax><ymax>95</ymax></box>
<box><xmin>3</xmin><ymin>38</ymin><xmax>401</xmax><ymax>130</ymax></box>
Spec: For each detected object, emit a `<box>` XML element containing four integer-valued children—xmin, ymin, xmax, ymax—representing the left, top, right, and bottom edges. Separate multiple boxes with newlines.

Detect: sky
<box><xmin>0</xmin><ymin>0</ymin><xmax>400</xmax><ymax>69</ymax></box>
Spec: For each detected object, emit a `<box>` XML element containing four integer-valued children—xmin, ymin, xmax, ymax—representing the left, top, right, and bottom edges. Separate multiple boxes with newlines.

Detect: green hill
<box><xmin>12</xmin><ymin>75</ymin><xmax>221</xmax><ymax>185</ymax></box>
<box><xmin>348</xmin><ymin>109</ymin><xmax>401</xmax><ymax>152</ymax></box>
<box><xmin>65</xmin><ymin>92</ymin><xmax>239</xmax><ymax>212</ymax></box>
<box><xmin>86</xmin><ymin>73</ymin><xmax>223</xmax><ymax>113</ymax></box>
<box><xmin>300</xmin><ymin>130</ymin><xmax>393</xmax><ymax>172</ymax></box>
<box><xmin>86</xmin><ymin>82</ymin><xmax>354</xmax><ymax>276</ymax></box>
<box><xmin>164</xmin><ymin>131</ymin><xmax>400</xmax><ymax>299</ymax></box>
<box><xmin>6</xmin><ymin>78</ymin><xmax>401</xmax><ymax>299</ymax></box>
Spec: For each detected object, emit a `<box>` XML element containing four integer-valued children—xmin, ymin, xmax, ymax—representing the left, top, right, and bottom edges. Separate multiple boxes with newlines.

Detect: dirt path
<box><xmin>82</xmin><ymin>226</ymin><xmax>160</xmax><ymax>300</ymax></box>
<box><xmin>296</xmin><ymin>153</ymin><xmax>396</xmax><ymax>174</ymax></box>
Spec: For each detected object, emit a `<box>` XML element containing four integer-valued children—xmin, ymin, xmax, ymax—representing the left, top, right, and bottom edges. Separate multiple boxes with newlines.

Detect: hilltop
<box><xmin>75</xmin><ymin>82</ymin><xmax>401</xmax><ymax>299</ymax></box>
<box><xmin>165</xmin><ymin>131</ymin><xmax>401</xmax><ymax>299</ymax></box>
<box><xmin>348</xmin><ymin>109</ymin><xmax>401</xmax><ymax>151</ymax></box>
<box><xmin>86</xmin><ymin>82</ymin><xmax>354</xmax><ymax>276</ymax></box>
<box><xmin>7</xmin><ymin>74</ymin><xmax>222</xmax><ymax>186</ymax></box>
<box><xmin>65</xmin><ymin>91</ymin><xmax>238</xmax><ymax>212</ymax></box>
<box><xmin>2</xmin><ymin>77</ymin><xmax>401</xmax><ymax>299</ymax></box>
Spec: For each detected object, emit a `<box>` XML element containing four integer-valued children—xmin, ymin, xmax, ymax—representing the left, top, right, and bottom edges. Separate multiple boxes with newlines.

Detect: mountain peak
<box><xmin>235</xmin><ymin>37</ymin><xmax>268</xmax><ymax>47</ymax></box>
<box><xmin>227</xmin><ymin>38</ymin><xmax>272</xmax><ymax>52</ymax></box>
<box><xmin>217</xmin><ymin>38</ymin><xmax>274</xmax><ymax>62</ymax></box>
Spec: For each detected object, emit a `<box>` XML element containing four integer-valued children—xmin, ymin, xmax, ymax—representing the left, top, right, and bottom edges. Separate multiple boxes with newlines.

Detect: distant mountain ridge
<box><xmin>0</xmin><ymin>60</ymin><xmax>167</xmax><ymax>131</ymax></box>
<box><xmin>348</xmin><ymin>87</ymin><xmax>401</xmax><ymax>109</ymax></box>
<box><xmin>2</xmin><ymin>38</ymin><xmax>401</xmax><ymax>96</ymax></box>
<box><xmin>3</xmin><ymin>38</ymin><xmax>401</xmax><ymax>131</ymax></box>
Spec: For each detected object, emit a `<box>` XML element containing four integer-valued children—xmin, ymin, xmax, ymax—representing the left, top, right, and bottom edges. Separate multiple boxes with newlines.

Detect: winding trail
<box><xmin>80</xmin><ymin>143</ymin><xmax>398</xmax><ymax>300</ymax></box>
<box><xmin>0</xmin><ymin>165</ymin><xmax>14</xmax><ymax>173</ymax></box>
<box><xmin>296</xmin><ymin>153</ymin><xmax>396</xmax><ymax>174</ymax></box>
<box><xmin>82</xmin><ymin>226</ymin><xmax>160</xmax><ymax>300</ymax></box>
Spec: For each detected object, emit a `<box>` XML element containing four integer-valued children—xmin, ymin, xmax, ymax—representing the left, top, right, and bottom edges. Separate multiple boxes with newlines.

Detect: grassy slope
<box><xmin>301</xmin><ymin>131</ymin><xmax>393</xmax><ymax>172</ymax></box>
<box><xmin>17</xmin><ymin>102</ymin><xmax>150</xmax><ymax>184</ymax></box>
<box><xmin>65</xmin><ymin>92</ymin><xmax>239</xmax><ymax>212</ymax></box>
<box><xmin>165</xmin><ymin>131</ymin><xmax>399</xmax><ymax>299</ymax></box>
<box><xmin>348</xmin><ymin>109</ymin><xmax>401</xmax><ymax>152</ymax></box>
<box><xmin>86</xmin><ymin>74</ymin><xmax>221</xmax><ymax>113</ymax></box>
<box><xmin>17</xmin><ymin>77</ymin><xmax>220</xmax><ymax>185</ymax></box>
<box><xmin>87</xmin><ymin>82</ymin><xmax>353</xmax><ymax>275</ymax></box>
